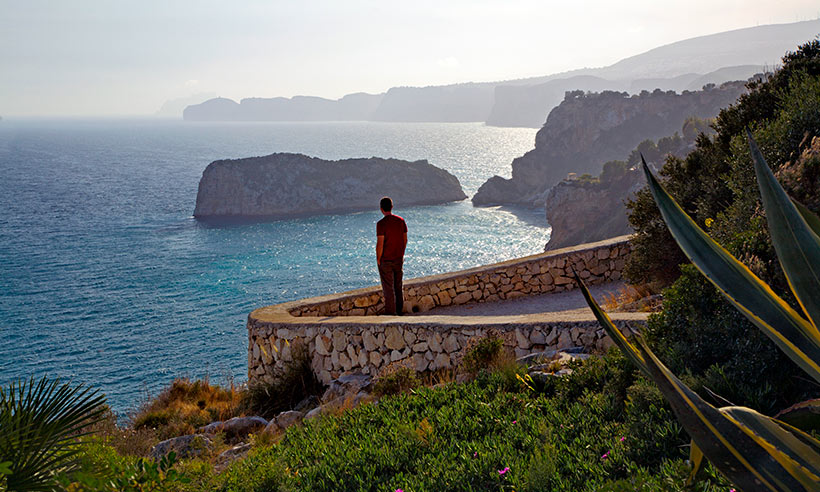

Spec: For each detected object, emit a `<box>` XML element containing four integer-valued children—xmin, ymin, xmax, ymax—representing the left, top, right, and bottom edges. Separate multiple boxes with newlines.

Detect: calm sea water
<box><xmin>0</xmin><ymin>119</ymin><xmax>545</xmax><ymax>412</ymax></box>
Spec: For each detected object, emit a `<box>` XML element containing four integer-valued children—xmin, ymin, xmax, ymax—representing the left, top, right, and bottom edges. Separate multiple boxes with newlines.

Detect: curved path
<box><xmin>410</xmin><ymin>281</ymin><xmax>633</xmax><ymax>321</ymax></box>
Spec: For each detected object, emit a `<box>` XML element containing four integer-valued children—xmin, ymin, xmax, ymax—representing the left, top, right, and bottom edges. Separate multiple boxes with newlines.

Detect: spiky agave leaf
<box><xmin>576</xmin><ymin>278</ymin><xmax>820</xmax><ymax>491</ymax></box>
<box><xmin>640</xmin><ymin>154</ymin><xmax>820</xmax><ymax>383</ymax></box>
<box><xmin>792</xmin><ymin>199</ymin><xmax>820</xmax><ymax>239</ymax></box>
<box><xmin>747</xmin><ymin>130</ymin><xmax>820</xmax><ymax>334</ymax></box>
<box><xmin>775</xmin><ymin>400</ymin><xmax>820</xmax><ymax>434</ymax></box>
<box><xmin>0</xmin><ymin>376</ymin><xmax>106</xmax><ymax>491</ymax></box>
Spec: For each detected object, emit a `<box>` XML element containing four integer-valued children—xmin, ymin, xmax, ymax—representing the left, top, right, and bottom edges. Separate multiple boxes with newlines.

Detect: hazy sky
<box><xmin>1</xmin><ymin>0</ymin><xmax>818</xmax><ymax>116</ymax></box>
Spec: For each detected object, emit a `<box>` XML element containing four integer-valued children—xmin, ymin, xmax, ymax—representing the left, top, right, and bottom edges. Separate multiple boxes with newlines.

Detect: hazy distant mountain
<box><xmin>594</xmin><ymin>21</ymin><xmax>819</xmax><ymax>80</ymax></box>
<box><xmin>485</xmin><ymin>65</ymin><xmax>765</xmax><ymax>128</ymax></box>
<box><xmin>486</xmin><ymin>76</ymin><xmax>626</xmax><ymax>128</ymax></box>
<box><xmin>683</xmin><ymin>65</ymin><xmax>767</xmax><ymax>91</ymax></box>
<box><xmin>371</xmin><ymin>83</ymin><xmax>495</xmax><ymax>122</ymax></box>
<box><xmin>183</xmin><ymin>20</ymin><xmax>819</xmax><ymax>126</ymax></box>
<box><xmin>156</xmin><ymin>93</ymin><xmax>217</xmax><ymax>118</ymax></box>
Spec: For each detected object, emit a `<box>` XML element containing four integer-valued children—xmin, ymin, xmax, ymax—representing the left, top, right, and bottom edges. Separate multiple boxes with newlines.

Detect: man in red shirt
<box><xmin>376</xmin><ymin>196</ymin><xmax>408</xmax><ymax>315</ymax></box>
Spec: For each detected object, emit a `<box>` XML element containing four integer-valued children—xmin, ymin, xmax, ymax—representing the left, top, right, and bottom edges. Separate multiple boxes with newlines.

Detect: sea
<box><xmin>0</xmin><ymin>119</ymin><xmax>546</xmax><ymax>413</ymax></box>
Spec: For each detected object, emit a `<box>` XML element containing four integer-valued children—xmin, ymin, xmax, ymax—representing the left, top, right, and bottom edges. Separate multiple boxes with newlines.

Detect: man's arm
<box><xmin>376</xmin><ymin>235</ymin><xmax>384</xmax><ymax>265</ymax></box>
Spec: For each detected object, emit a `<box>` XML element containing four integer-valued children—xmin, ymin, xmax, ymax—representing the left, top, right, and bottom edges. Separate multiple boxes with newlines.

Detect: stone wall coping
<box><xmin>250</xmin><ymin>235</ymin><xmax>637</xmax><ymax>326</ymax></box>
<box><xmin>250</xmin><ymin>308</ymin><xmax>648</xmax><ymax>328</ymax></box>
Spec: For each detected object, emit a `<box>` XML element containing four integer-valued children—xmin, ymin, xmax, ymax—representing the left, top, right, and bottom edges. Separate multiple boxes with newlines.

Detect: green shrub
<box><xmin>600</xmin><ymin>160</ymin><xmax>629</xmax><ymax>183</ymax></box>
<box><xmin>548</xmin><ymin>350</ymin><xmax>635</xmax><ymax>415</ymax></box>
<box><xmin>461</xmin><ymin>335</ymin><xmax>506</xmax><ymax>375</ymax></box>
<box><xmin>59</xmin><ymin>443</ymin><xmax>190</xmax><ymax>492</ymax></box>
<box><xmin>645</xmin><ymin>265</ymin><xmax>812</xmax><ymax>413</ymax></box>
<box><xmin>373</xmin><ymin>367</ymin><xmax>420</xmax><ymax>397</ymax></box>
<box><xmin>623</xmin><ymin>379</ymin><xmax>684</xmax><ymax>467</ymax></box>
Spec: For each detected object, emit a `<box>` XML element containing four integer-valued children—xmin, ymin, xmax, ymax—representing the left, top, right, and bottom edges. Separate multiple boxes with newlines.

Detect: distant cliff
<box><xmin>472</xmin><ymin>81</ymin><xmax>747</xmax><ymax>206</ymax></box>
<box><xmin>183</xmin><ymin>93</ymin><xmax>383</xmax><ymax>121</ymax></box>
<box><xmin>370</xmin><ymin>83</ymin><xmax>495</xmax><ymax>122</ymax></box>
<box><xmin>193</xmin><ymin>153</ymin><xmax>467</xmax><ymax>219</ymax></box>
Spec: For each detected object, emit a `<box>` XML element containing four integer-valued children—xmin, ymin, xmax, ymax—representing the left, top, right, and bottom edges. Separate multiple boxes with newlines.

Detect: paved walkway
<box><xmin>410</xmin><ymin>281</ymin><xmax>631</xmax><ymax>321</ymax></box>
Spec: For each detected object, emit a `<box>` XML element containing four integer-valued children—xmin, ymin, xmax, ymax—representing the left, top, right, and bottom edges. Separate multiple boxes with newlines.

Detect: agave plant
<box><xmin>0</xmin><ymin>376</ymin><xmax>106</xmax><ymax>491</ymax></box>
<box><xmin>576</xmin><ymin>131</ymin><xmax>820</xmax><ymax>491</ymax></box>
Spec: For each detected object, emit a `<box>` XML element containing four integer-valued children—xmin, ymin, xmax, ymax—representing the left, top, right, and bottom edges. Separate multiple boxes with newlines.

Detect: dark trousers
<box><xmin>378</xmin><ymin>259</ymin><xmax>404</xmax><ymax>315</ymax></box>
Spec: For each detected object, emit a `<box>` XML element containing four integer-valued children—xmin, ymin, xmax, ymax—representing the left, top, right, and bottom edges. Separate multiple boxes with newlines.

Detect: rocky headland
<box><xmin>193</xmin><ymin>153</ymin><xmax>467</xmax><ymax>219</ymax></box>
<box><xmin>472</xmin><ymin>81</ymin><xmax>747</xmax><ymax>206</ymax></box>
<box><xmin>543</xmin><ymin>118</ymin><xmax>709</xmax><ymax>250</ymax></box>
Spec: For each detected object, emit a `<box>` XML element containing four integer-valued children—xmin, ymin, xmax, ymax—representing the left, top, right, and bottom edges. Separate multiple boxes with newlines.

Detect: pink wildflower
<box><xmin>601</xmin><ymin>452</ymin><xmax>609</xmax><ymax>460</ymax></box>
<box><xmin>498</xmin><ymin>466</ymin><xmax>510</xmax><ymax>475</ymax></box>
<box><xmin>512</xmin><ymin>420</ymin><xmax>517</xmax><ymax>424</ymax></box>
<box><xmin>396</xmin><ymin>489</ymin><xmax>403</xmax><ymax>492</ymax></box>
<box><xmin>620</xmin><ymin>436</ymin><xmax>626</xmax><ymax>442</ymax></box>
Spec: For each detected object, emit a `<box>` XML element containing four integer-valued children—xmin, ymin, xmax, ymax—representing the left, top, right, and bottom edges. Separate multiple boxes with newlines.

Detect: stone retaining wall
<box><xmin>289</xmin><ymin>235</ymin><xmax>631</xmax><ymax>317</ymax></box>
<box><xmin>248</xmin><ymin>236</ymin><xmax>644</xmax><ymax>385</ymax></box>
<box><xmin>248</xmin><ymin>319</ymin><xmax>646</xmax><ymax>385</ymax></box>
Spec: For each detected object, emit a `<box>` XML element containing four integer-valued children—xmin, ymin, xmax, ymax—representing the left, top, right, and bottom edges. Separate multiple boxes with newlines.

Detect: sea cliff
<box><xmin>193</xmin><ymin>153</ymin><xmax>467</xmax><ymax>219</ymax></box>
<box><xmin>544</xmin><ymin>171</ymin><xmax>643</xmax><ymax>251</ymax></box>
<box><xmin>472</xmin><ymin>82</ymin><xmax>747</xmax><ymax>206</ymax></box>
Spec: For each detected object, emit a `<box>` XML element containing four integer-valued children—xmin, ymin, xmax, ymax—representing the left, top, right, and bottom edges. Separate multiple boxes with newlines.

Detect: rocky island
<box><xmin>193</xmin><ymin>153</ymin><xmax>467</xmax><ymax>219</ymax></box>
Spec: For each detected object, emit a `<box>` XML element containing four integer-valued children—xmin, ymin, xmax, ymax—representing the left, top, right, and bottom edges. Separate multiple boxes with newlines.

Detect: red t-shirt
<box><xmin>376</xmin><ymin>214</ymin><xmax>407</xmax><ymax>261</ymax></box>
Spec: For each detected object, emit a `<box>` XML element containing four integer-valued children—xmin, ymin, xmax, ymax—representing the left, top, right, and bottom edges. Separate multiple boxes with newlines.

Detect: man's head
<box><xmin>380</xmin><ymin>196</ymin><xmax>393</xmax><ymax>214</ymax></box>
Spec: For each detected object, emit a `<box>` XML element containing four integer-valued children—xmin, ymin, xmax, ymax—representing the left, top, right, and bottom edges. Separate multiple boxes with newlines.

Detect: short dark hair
<box><xmin>380</xmin><ymin>196</ymin><xmax>393</xmax><ymax>212</ymax></box>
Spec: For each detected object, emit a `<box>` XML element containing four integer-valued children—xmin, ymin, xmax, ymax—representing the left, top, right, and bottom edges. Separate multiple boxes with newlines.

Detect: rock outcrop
<box><xmin>193</xmin><ymin>153</ymin><xmax>467</xmax><ymax>219</ymax></box>
<box><xmin>473</xmin><ymin>82</ymin><xmax>747</xmax><ymax>206</ymax></box>
<box><xmin>544</xmin><ymin>171</ymin><xmax>643</xmax><ymax>251</ymax></box>
<box><xmin>150</xmin><ymin>434</ymin><xmax>214</xmax><ymax>460</ymax></box>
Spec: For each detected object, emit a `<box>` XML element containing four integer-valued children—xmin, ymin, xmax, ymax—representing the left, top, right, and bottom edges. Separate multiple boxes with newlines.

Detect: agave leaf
<box><xmin>641</xmin><ymin>156</ymin><xmax>820</xmax><ymax>383</ymax></box>
<box><xmin>634</xmin><ymin>334</ymin><xmax>820</xmax><ymax>491</ymax></box>
<box><xmin>572</xmin><ymin>271</ymin><xmax>649</xmax><ymax>375</ymax></box>
<box><xmin>577</xmin><ymin>278</ymin><xmax>820</xmax><ymax>491</ymax></box>
<box><xmin>792</xmin><ymin>199</ymin><xmax>820</xmax><ymax>240</ymax></box>
<box><xmin>748</xmin><ymin>130</ymin><xmax>820</xmax><ymax>329</ymax></box>
<box><xmin>686</xmin><ymin>441</ymin><xmax>705</xmax><ymax>486</ymax></box>
<box><xmin>721</xmin><ymin>405</ymin><xmax>820</xmax><ymax>475</ymax></box>
<box><xmin>776</xmin><ymin>399</ymin><xmax>820</xmax><ymax>434</ymax></box>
